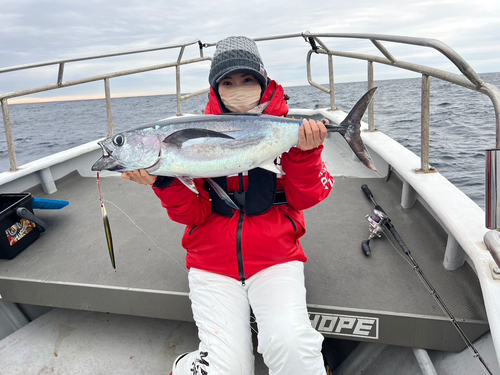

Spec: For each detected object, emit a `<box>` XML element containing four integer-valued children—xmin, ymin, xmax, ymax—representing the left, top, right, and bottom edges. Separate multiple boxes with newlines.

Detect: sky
<box><xmin>1</xmin><ymin>0</ymin><xmax>500</xmax><ymax>104</ymax></box>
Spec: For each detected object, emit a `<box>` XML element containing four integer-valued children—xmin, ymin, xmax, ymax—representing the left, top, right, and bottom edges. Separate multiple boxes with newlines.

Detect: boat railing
<box><xmin>2</xmin><ymin>32</ymin><xmax>500</xmax><ymax>230</ymax></box>
<box><xmin>0</xmin><ymin>39</ymin><xmax>212</xmax><ymax>171</ymax></box>
<box><xmin>255</xmin><ymin>32</ymin><xmax>500</xmax><ymax>170</ymax></box>
<box><xmin>3</xmin><ymin>33</ymin><xmax>500</xmax><ymax>369</ymax></box>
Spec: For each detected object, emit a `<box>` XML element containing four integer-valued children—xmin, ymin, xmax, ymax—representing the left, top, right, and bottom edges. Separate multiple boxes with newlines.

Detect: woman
<box><xmin>124</xmin><ymin>36</ymin><xmax>332</xmax><ymax>375</ymax></box>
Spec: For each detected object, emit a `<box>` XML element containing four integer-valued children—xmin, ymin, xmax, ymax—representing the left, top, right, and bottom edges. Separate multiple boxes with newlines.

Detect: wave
<box><xmin>3</xmin><ymin>73</ymin><xmax>500</xmax><ymax>209</ymax></box>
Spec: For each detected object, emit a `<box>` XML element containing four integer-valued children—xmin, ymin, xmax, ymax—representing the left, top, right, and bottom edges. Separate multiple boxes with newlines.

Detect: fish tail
<box><xmin>339</xmin><ymin>87</ymin><xmax>378</xmax><ymax>171</ymax></box>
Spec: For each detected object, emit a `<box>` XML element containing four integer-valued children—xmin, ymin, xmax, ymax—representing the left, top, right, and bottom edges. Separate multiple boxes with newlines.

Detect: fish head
<box><xmin>91</xmin><ymin>130</ymin><xmax>161</xmax><ymax>172</ymax></box>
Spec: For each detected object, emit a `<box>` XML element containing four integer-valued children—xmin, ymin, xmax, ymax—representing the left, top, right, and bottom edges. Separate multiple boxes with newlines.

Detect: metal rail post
<box><xmin>104</xmin><ymin>78</ymin><xmax>114</xmax><ymax>136</ymax></box>
<box><xmin>421</xmin><ymin>74</ymin><xmax>431</xmax><ymax>171</ymax></box>
<box><xmin>1</xmin><ymin>99</ymin><xmax>17</xmax><ymax>171</ymax></box>
<box><xmin>0</xmin><ymin>40</ymin><xmax>209</xmax><ymax>171</ymax></box>
<box><xmin>328</xmin><ymin>53</ymin><xmax>336</xmax><ymax>110</ymax></box>
<box><xmin>305</xmin><ymin>36</ymin><xmax>337</xmax><ymax>110</ymax></box>
<box><xmin>57</xmin><ymin>63</ymin><xmax>65</xmax><ymax>86</ymax></box>
<box><xmin>176</xmin><ymin>46</ymin><xmax>186</xmax><ymax>116</ymax></box>
<box><xmin>368</xmin><ymin>61</ymin><xmax>375</xmax><ymax>131</ymax></box>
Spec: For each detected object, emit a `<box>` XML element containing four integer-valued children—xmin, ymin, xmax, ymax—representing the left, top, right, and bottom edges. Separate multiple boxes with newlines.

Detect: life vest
<box><xmin>204</xmin><ymin>79</ymin><xmax>290</xmax><ymax>216</ymax></box>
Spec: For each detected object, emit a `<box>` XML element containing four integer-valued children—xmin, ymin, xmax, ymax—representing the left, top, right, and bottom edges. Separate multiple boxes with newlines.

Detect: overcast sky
<box><xmin>1</xmin><ymin>0</ymin><xmax>499</xmax><ymax>103</ymax></box>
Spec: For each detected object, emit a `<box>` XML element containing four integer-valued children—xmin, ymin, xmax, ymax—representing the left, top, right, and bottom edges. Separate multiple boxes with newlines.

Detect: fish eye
<box><xmin>113</xmin><ymin>134</ymin><xmax>125</xmax><ymax>147</ymax></box>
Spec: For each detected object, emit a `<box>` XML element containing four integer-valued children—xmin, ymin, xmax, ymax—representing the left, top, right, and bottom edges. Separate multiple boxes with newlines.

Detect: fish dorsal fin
<box><xmin>163</xmin><ymin>128</ymin><xmax>235</xmax><ymax>148</ymax></box>
<box><xmin>245</xmin><ymin>101</ymin><xmax>270</xmax><ymax>115</ymax></box>
<box><xmin>258</xmin><ymin>160</ymin><xmax>284</xmax><ymax>175</ymax></box>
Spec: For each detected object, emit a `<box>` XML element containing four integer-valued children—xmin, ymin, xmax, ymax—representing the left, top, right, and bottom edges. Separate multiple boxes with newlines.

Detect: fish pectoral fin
<box><xmin>176</xmin><ymin>176</ymin><xmax>199</xmax><ymax>194</ymax></box>
<box><xmin>206</xmin><ymin>178</ymin><xmax>240</xmax><ymax>210</ymax></box>
<box><xmin>258</xmin><ymin>160</ymin><xmax>284</xmax><ymax>175</ymax></box>
<box><xmin>163</xmin><ymin>129</ymin><xmax>235</xmax><ymax>148</ymax></box>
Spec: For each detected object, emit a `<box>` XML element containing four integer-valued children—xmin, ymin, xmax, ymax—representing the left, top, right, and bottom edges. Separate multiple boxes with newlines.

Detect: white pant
<box><xmin>173</xmin><ymin>261</ymin><xmax>326</xmax><ymax>375</ymax></box>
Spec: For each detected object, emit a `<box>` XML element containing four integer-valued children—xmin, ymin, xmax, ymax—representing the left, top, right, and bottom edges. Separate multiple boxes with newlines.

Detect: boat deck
<box><xmin>0</xmin><ymin>162</ymin><xmax>488</xmax><ymax>352</ymax></box>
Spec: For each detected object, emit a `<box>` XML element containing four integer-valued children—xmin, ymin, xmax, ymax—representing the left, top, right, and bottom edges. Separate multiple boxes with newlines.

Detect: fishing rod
<box><xmin>360</xmin><ymin>184</ymin><xmax>493</xmax><ymax>375</ymax></box>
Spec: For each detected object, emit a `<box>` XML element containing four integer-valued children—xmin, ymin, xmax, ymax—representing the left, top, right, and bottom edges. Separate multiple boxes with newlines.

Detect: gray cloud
<box><xmin>1</xmin><ymin>0</ymin><xmax>499</xmax><ymax>102</ymax></box>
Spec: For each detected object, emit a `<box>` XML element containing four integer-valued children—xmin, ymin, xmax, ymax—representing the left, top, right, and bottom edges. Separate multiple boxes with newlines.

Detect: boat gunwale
<box><xmin>1</xmin><ymin>32</ymin><xmax>500</xmax><ymax>367</ymax></box>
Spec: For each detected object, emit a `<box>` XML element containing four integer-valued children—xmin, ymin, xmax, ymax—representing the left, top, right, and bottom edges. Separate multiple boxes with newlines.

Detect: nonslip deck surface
<box><xmin>0</xmin><ymin>170</ymin><xmax>488</xmax><ymax>350</ymax></box>
<box><xmin>0</xmin><ymin>308</ymin><xmax>270</xmax><ymax>375</ymax></box>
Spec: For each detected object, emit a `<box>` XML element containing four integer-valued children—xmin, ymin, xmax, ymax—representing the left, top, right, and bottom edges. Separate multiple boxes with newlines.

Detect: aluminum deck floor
<box><xmin>0</xmin><ymin>171</ymin><xmax>489</xmax><ymax>351</ymax></box>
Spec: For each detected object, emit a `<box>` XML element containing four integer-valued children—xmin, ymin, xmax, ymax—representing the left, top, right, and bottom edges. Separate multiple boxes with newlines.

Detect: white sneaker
<box><xmin>171</xmin><ymin>352</ymin><xmax>189</xmax><ymax>375</ymax></box>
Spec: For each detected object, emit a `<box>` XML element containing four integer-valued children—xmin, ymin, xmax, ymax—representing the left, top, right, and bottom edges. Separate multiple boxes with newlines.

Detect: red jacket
<box><xmin>153</xmin><ymin>80</ymin><xmax>334</xmax><ymax>281</ymax></box>
<box><xmin>205</xmin><ymin>79</ymin><xmax>289</xmax><ymax>117</ymax></box>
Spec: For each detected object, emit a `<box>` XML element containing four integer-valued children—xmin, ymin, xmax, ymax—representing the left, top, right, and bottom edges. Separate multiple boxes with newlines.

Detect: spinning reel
<box><xmin>362</xmin><ymin>207</ymin><xmax>389</xmax><ymax>256</ymax></box>
<box><xmin>360</xmin><ymin>184</ymin><xmax>390</xmax><ymax>256</ymax></box>
<box><xmin>358</xmin><ymin>184</ymin><xmax>493</xmax><ymax>374</ymax></box>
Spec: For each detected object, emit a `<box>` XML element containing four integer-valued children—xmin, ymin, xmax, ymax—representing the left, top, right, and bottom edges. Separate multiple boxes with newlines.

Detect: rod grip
<box><xmin>361</xmin><ymin>184</ymin><xmax>373</xmax><ymax>201</ymax></box>
<box><xmin>386</xmin><ymin>223</ymin><xmax>410</xmax><ymax>256</ymax></box>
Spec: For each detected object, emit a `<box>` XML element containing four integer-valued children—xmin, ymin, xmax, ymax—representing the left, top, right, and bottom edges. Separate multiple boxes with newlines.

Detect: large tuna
<box><xmin>92</xmin><ymin>88</ymin><xmax>378</xmax><ymax>179</ymax></box>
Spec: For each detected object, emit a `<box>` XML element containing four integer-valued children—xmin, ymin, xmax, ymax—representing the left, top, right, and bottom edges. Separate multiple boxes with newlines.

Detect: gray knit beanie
<box><xmin>209</xmin><ymin>36</ymin><xmax>268</xmax><ymax>89</ymax></box>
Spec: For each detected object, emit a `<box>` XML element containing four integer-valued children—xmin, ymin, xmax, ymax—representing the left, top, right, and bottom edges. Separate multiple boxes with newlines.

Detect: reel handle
<box><xmin>361</xmin><ymin>240</ymin><xmax>371</xmax><ymax>256</ymax></box>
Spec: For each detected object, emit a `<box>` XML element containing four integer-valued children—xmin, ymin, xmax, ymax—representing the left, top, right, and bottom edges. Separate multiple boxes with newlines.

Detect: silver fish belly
<box><xmin>92</xmin><ymin>88</ymin><xmax>379</xmax><ymax>176</ymax></box>
<box><xmin>92</xmin><ymin>115</ymin><xmax>300</xmax><ymax>177</ymax></box>
<box><xmin>149</xmin><ymin>116</ymin><xmax>298</xmax><ymax>177</ymax></box>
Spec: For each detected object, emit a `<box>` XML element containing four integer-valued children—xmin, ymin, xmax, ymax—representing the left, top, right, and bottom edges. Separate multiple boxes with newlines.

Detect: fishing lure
<box><xmin>97</xmin><ymin>172</ymin><xmax>116</xmax><ymax>269</ymax></box>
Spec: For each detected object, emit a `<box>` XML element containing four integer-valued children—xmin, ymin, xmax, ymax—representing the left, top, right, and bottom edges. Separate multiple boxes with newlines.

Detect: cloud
<box><xmin>1</xmin><ymin>0</ymin><xmax>499</xmax><ymax>103</ymax></box>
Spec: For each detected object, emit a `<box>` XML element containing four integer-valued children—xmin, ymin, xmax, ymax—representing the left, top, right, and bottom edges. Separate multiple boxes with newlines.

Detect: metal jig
<box><xmin>97</xmin><ymin>172</ymin><xmax>116</xmax><ymax>270</ymax></box>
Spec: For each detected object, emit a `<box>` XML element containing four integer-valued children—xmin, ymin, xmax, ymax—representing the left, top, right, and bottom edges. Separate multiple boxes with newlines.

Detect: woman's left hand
<box><xmin>121</xmin><ymin>169</ymin><xmax>157</xmax><ymax>185</ymax></box>
<box><xmin>297</xmin><ymin>119</ymin><xmax>328</xmax><ymax>151</ymax></box>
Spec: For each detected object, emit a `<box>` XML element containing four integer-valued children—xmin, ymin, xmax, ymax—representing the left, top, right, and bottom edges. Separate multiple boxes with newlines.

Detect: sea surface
<box><xmin>1</xmin><ymin>72</ymin><xmax>500</xmax><ymax>209</ymax></box>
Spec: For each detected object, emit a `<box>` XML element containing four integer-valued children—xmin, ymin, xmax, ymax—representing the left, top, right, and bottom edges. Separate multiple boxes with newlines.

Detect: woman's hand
<box><xmin>121</xmin><ymin>169</ymin><xmax>157</xmax><ymax>185</ymax></box>
<box><xmin>297</xmin><ymin>119</ymin><xmax>328</xmax><ymax>151</ymax></box>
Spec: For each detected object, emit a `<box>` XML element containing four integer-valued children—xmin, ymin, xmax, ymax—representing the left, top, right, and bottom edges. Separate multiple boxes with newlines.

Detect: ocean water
<box><xmin>1</xmin><ymin>72</ymin><xmax>499</xmax><ymax>209</ymax></box>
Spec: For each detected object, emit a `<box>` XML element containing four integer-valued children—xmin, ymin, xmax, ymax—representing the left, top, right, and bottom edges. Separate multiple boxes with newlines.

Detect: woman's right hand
<box><xmin>121</xmin><ymin>169</ymin><xmax>157</xmax><ymax>186</ymax></box>
<box><xmin>297</xmin><ymin>119</ymin><xmax>328</xmax><ymax>151</ymax></box>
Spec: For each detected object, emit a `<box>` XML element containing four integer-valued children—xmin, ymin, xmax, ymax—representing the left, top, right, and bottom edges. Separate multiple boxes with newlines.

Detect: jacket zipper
<box><xmin>237</xmin><ymin>208</ymin><xmax>246</xmax><ymax>285</ymax></box>
<box><xmin>283</xmin><ymin>214</ymin><xmax>297</xmax><ymax>232</ymax></box>
<box><xmin>236</xmin><ymin>173</ymin><xmax>246</xmax><ymax>286</ymax></box>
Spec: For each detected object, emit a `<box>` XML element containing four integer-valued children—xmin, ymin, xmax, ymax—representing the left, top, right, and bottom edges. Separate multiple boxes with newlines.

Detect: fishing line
<box><xmin>379</xmin><ymin>232</ymin><xmax>415</xmax><ymax>269</ymax></box>
<box><xmin>361</xmin><ymin>184</ymin><xmax>493</xmax><ymax>375</ymax></box>
<box><xmin>101</xmin><ymin>198</ymin><xmax>318</xmax><ymax>375</ymax></box>
<box><xmin>381</xmin><ymin>230</ymin><xmax>493</xmax><ymax>375</ymax></box>
<box><xmin>100</xmin><ymin>195</ymin><xmax>260</xmax><ymax>336</ymax></box>
<box><xmin>96</xmin><ymin>179</ymin><xmax>266</xmax><ymax>372</ymax></box>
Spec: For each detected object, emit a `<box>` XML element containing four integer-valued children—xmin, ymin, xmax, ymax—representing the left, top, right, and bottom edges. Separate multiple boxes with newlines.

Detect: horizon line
<box><xmin>6</xmin><ymin>70</ymin><xmax>499</xmax><ymax>105</ymax></box>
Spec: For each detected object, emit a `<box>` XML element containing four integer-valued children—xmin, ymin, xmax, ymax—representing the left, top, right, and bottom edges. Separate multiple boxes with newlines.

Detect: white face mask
<box><xmin>219</xmin><ymin>85</ymin><xmax>262</xmax><ymax>113</ymax></box>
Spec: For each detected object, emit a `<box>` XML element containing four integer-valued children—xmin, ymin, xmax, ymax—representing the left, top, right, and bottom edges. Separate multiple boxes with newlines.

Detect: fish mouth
<box><xmin>91</xmin><ymin>141</ymin><xmax>161</xmax><ymax>172</ymax></box>
<box><xmin>91</xmin><ymin>142</ymin><xmax>124</xmax><ymax>172</ymax></box>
